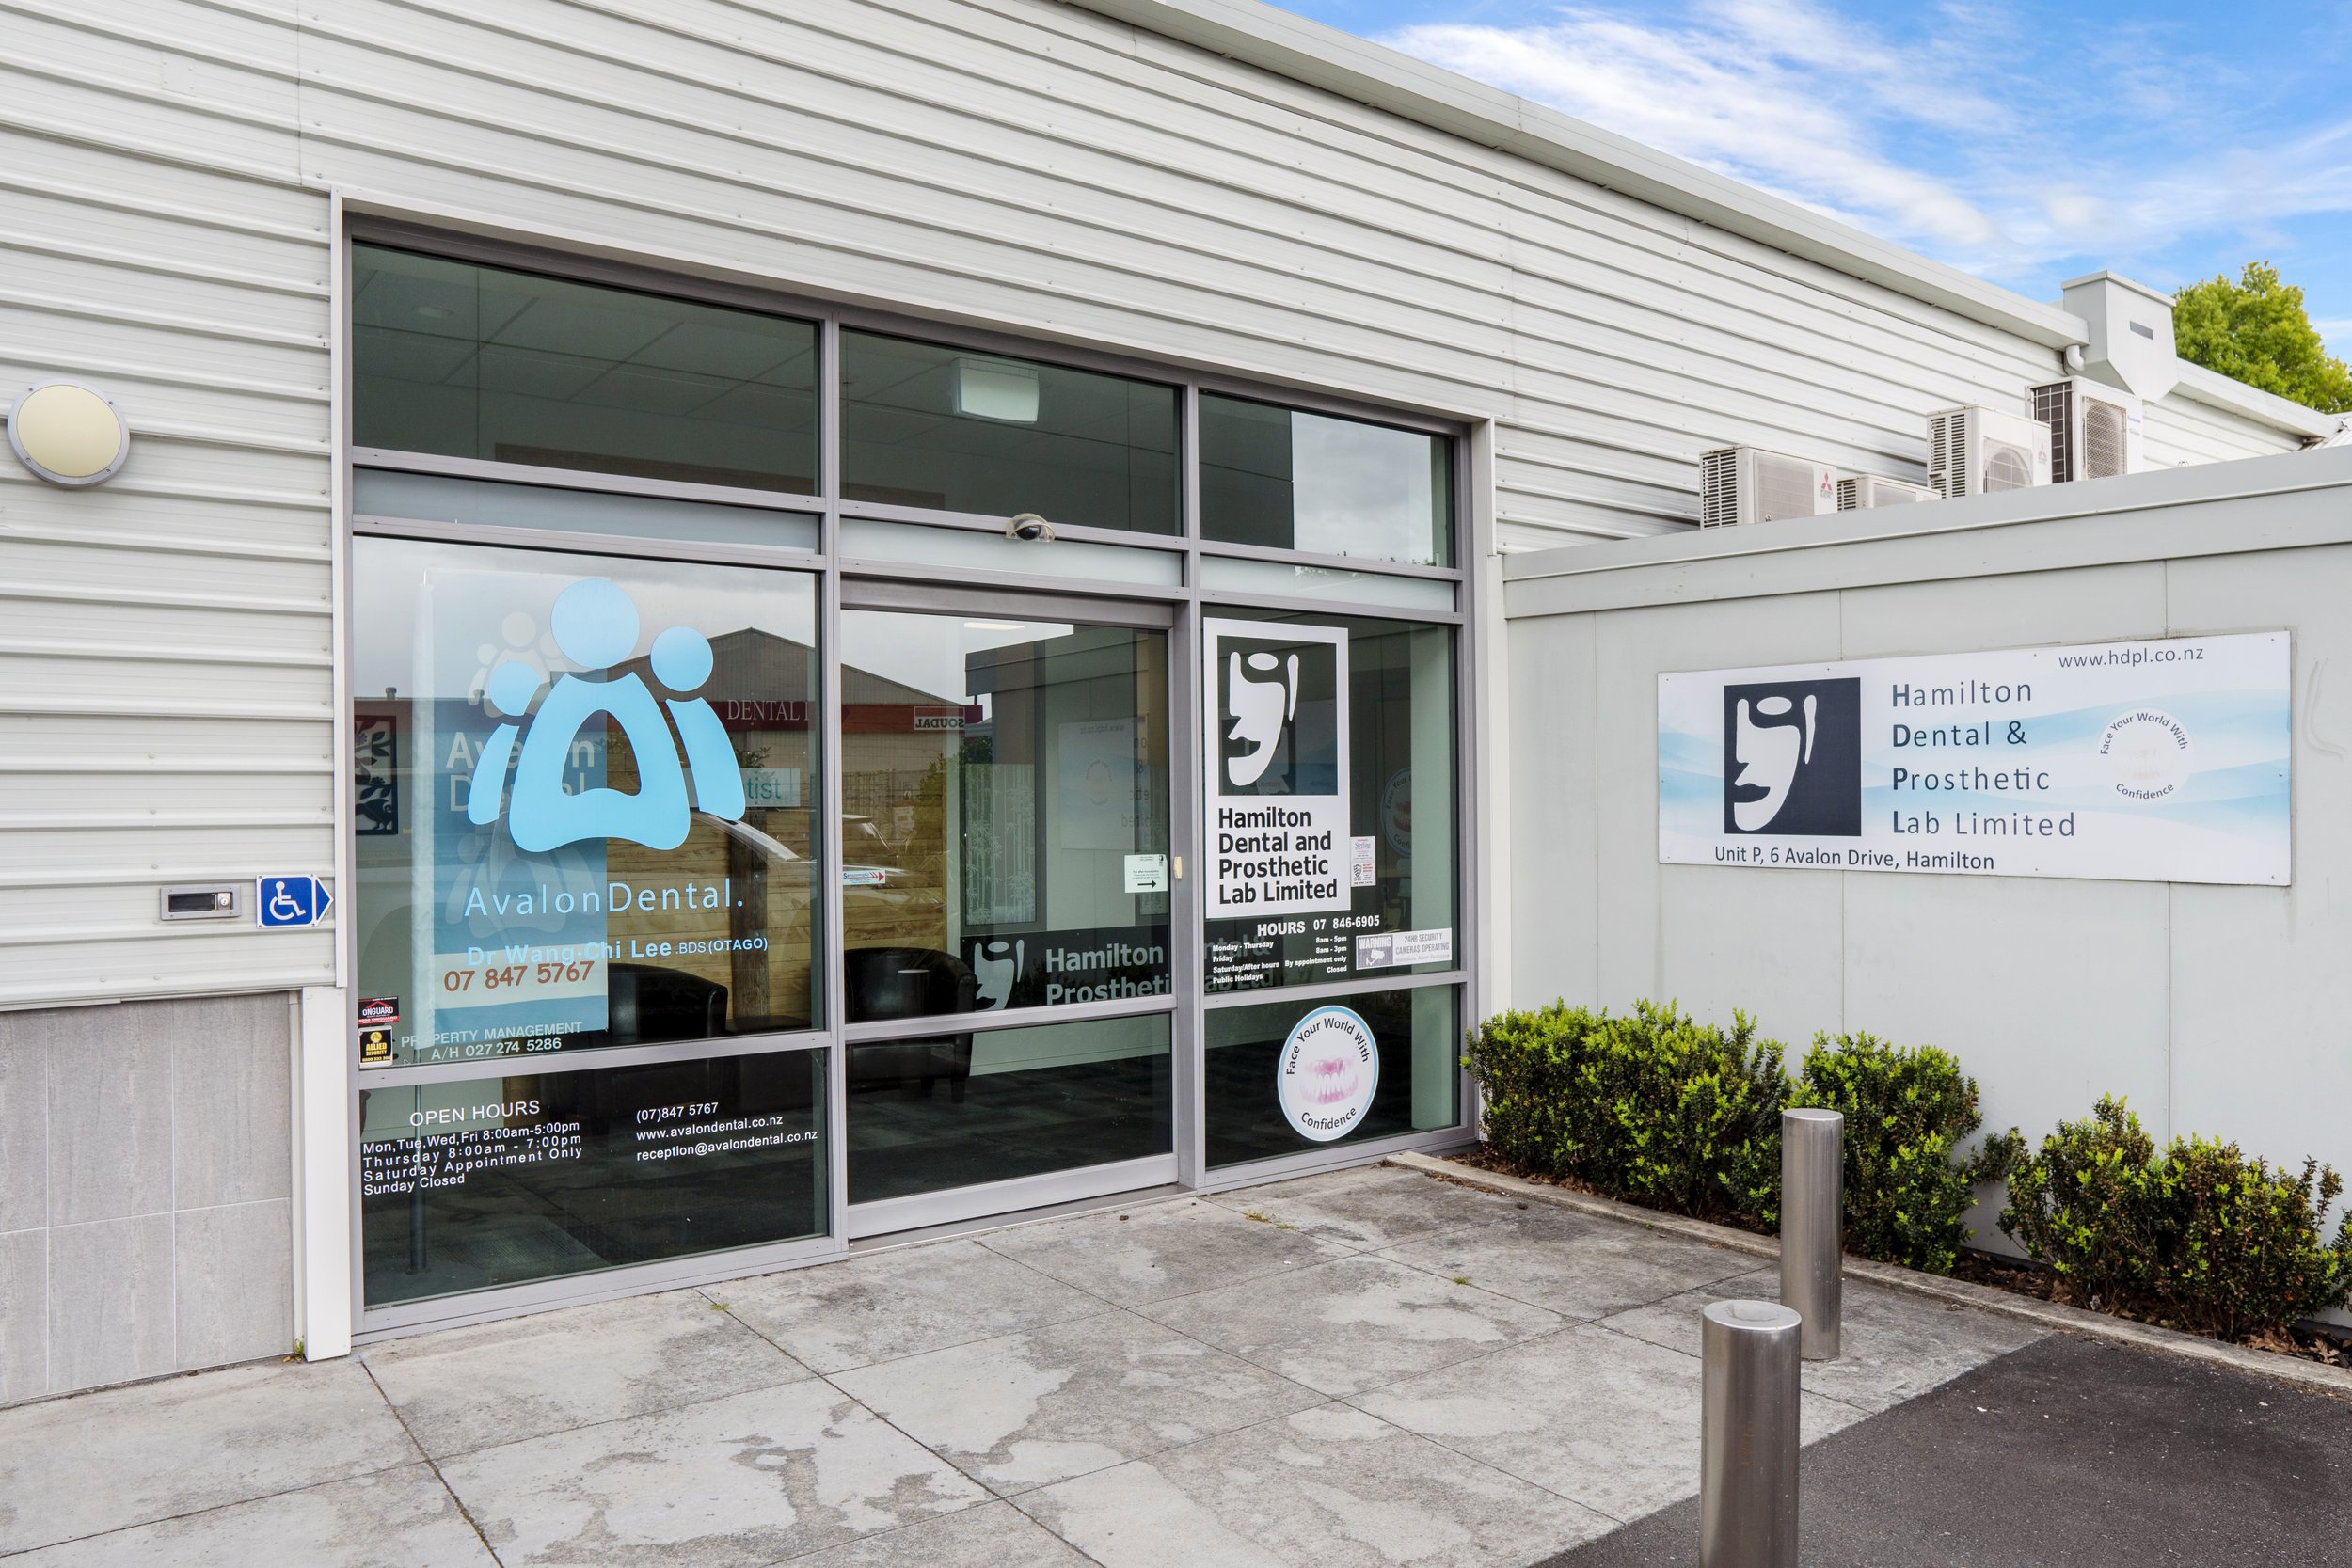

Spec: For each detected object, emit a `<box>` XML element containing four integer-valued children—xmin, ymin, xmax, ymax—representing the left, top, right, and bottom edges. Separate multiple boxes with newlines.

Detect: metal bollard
<box><xmin>1699</xmin><ymin>1299</ymin><xmax>1802</xmax><ymax>1568</ymax></box>
<box><xmin>1780</xmin><ymin>1107</ymin><xmax>1843</xmax><ymax>1361</ymax></box>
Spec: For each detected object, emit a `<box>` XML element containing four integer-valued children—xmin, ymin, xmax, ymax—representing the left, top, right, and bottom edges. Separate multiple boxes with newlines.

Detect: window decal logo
<box><xmin>1721</xmin><ymin>677</ymin><xmax>1862</xmax><ymax>836</ymax></box>
<box><xmin>971</xmin><ymin>938</ymin><xmax>1024</xmax><ymax>1010</ymax></box>
<box><xmin>1277</xmin><ymin>1004</ymin><xmax>1379</xmax><ymax>1143</ymax></box>
<box><xmin>1225</xmin><ymin>650</ymin><xmax>1299</xmax><ymax>787</ymax></box>
<box><xmin>468</xmin><ymin>578</ymin><xmax>744</xmax><ymax>851</ymax></box>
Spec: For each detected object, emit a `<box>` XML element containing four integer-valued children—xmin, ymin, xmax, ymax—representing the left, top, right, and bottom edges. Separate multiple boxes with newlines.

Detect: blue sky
<box><xmin>1280</xmin><ymin>0</ymin><xmax>2352</xmax><ymax>354</ymax></box>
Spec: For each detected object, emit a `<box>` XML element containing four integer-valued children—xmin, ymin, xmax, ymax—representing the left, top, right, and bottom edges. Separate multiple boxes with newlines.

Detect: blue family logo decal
<box><xmin>468</xmin><ymin>578</ymin><xmax>744</xmax><ymax>852</ymax></box>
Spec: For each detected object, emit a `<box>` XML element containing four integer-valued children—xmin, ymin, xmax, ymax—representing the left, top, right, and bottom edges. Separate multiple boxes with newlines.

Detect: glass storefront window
<box><xmin>836</xmin><ymin>610</ymin><xmax>1173</xmax><ymax>1022</ymax></box>
<box><xmin>353</xmin><ymin>245</ymin><xmax>818</xmax><ymax>494</ymax></box>
<box><xmin>1203</xmin><ymin>610</ymin><xmax>1456</xmax><ymax>993</ymax></box>
<box><xmin>850</xmin><ymin>1013</ymin><xmax>1172</xmax><ymax>1205</ymax></box>
<box><xmin>352</xmin><ymin>538</ymin><xmax>820</xmax><ymax>1067</ymax></box>
<box><xmin>1200</xmin><ymin>394</ymin><xmax>1453</xmax><ymax>565</ymax></box>
<box><xmin>1206</xmin><ymin>988</ymin><xmax>1458</xmax><ymax>1167</ymax></box>
<box><xmin>354</xmin><ymin>469</ymin><xmax>819</xmax><ymax>554</ymax></box>
<box><xmin>360</xmin><ymin>1047</ymin><xmax>825</xmax><ymax>1307</ymax></box>
<box><xmin>840</xmin><ymin>331</ymin><xmax>1180</xmax><ymax>533</ymax></box>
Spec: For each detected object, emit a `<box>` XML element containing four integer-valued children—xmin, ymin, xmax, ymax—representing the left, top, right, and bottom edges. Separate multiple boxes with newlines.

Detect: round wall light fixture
<box><xmin>8</xmin><ymin>381</ymin><xmax>132</xmax><ymax>487</ymax></box>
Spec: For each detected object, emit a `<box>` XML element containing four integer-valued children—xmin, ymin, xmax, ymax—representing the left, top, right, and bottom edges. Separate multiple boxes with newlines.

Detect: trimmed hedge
<box><xmin>1465</xmin><ymin>1003</ymin><xmax>1993</xmax><ymax>1271</ymax></box>
<box><xmin>1788</xmin><ymin>1033</ymin><xmax>1988</xmax><ymax>1275</ymax></box>
<box><xmin>1463</xmin><ymin>1000</ymin><xmax>1784</xmax><ymax>1224</ymax></box>
<box><xmin>1993</xmin><ymin>1097</ymin><xmax>2352</xmax><ymax>1339</ymax></box>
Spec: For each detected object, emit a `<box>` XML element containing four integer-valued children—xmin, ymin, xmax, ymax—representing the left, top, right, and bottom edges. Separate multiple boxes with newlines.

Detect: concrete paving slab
<box><xmin>830</xmin><ymin>1307</ymin><xmax>1327</xmax><ymax>1494</ymax></box>
<box><xmin>1351</xmin><ymin>1321</ymin><xmax>1865</xmax><ymax>1523</ymax></box>
<box><xmin>363</xmin><ymin>1287</ymin><xmax>812</xmax><ymax>1458</ymax></box>
<box><xmin>978</xmin><ymin>1197</ymin><xmax>1355</xmax><ymax>1307</ymax></box>
<box><xmin>0</xmin><ymin>1356</ymin><xmax>418</xmax><ymax>1554</ymax></box>
<box><xmin>1596</xmin><ymin>1267</ymin><xmax>2047</xmax><ymax>1413</ymax></box>
<box><xmin>1375</xmin><ymin>1206</ymin><xmax>1759</xmax><ymax>1322</ymax></box>
<box><xmin>1205</xmin><ymin>1165</ymin><xmax>1522</xmax><ymax>1252</ymax></box>
<box><xmin>437</xmin><ymin>1379</ymin><xmax>988</xmax><ymax>1567</ymax></box>
<box><xmin>1136</xmin><ymin>1253</ymin><xmax>1565</xmax><ymax>1398</ymax></box>
<box><xmin>6</xmin><ymin>1463</ymin><xmax>493</xmax><ymax>1568</ymax></box>
<box><xmin>1015</xmin><ymin>1401</ymin><xmax>1617</xmax><ymax>1568</ymax></box>
<box><xmin>716</xmin><ymin>1238</ymin><xmax>1109</xmax><ymax>1374</ymax></box>
<box><xmin>773</xmin><ymin>1499</ymin><xmax>1097</xmax><ymax>1565</ymax></box>
<box><xmin>1541</xmin><ymin>1333</ymin><xmax>2352</xmax><ymax>1567</ymax></box>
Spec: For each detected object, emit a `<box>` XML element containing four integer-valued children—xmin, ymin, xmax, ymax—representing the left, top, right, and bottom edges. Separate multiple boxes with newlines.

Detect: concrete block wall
<box><xmin>0</xmin><ymin>993</ymin><xmax>296</xmax><ymax>1403</ymax></box>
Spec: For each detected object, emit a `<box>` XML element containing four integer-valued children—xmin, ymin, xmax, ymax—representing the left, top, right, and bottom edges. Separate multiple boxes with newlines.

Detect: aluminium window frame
<box><xmin>339</xmin><ymin>214</ymin><xmax>1482</xmax><ymax>1342</ymax></box>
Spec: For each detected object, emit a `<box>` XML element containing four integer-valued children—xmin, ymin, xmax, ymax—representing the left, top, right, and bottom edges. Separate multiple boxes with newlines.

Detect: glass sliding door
<box><xmin>836</xmin><ymin>595</ymin><xmax>1178</xmax><ymax>1229</ymax></box>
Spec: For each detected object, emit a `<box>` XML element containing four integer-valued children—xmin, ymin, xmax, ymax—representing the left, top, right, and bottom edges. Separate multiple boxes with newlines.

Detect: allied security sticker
<box><xmin>1277</xmin><ymin>1004</ymin><xmax>1379</xmax><ymax>1142</ymax></box>
<box><xmin>358</xmin><ymin>996</ymin><xmax>400</xmax><ymax>1025</ymax></box>
<box><xmin>358</xmin><ymin>1027</ymin><xmax>394</xmax><ymax>1065</ymax></box>
<box><xmin>1349</xmin><ymin>835</ymin><xmax>1376</xmax><ymax>887</ymax></box>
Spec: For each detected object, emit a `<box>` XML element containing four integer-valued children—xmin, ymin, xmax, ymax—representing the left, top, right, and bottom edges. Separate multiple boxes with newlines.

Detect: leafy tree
<box><xmin>2171</xmin><ymin>262</ymin><xmax>2352</xmax><ymax>414</ymax></box>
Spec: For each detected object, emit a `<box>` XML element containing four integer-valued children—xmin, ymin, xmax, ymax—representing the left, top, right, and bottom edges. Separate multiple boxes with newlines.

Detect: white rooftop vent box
<box><xmin>1836</xmin><ymin>474</ymin><xmax>1936</xmax><ymax>511</ymax></box>
<box><xmin>2030</xmin><ymin>378</ymin><xmax>2143</xmax><ymax>483</ymax></box>
<box><xmin>1926</xmin><ymin>406</ymin><xmax>2051</xmax><ymax>499</ymax></box>
<box><xmin>1698</xmin><ymin>446</ymin><xmax>1836</xmax><ymax>527</ymax></box>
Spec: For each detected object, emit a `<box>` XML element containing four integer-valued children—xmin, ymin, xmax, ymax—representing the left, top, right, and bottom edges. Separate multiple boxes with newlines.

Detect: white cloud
<box><xmin>1380</xmin><ymin>0</ymin><xmax>2352</xmax><ymax>293</ymax></box>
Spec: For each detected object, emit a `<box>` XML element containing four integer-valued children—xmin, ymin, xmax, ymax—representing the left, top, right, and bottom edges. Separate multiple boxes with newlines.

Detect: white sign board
<box><xmin>1205</xmin><ymin>619</ymin><xmax>1351</xmax><ymax>916</ymax></box>
<box><xmin>1658</xmin><ymin>632</ymin><xmax>2291</xmax><ymax>885</ymax></box>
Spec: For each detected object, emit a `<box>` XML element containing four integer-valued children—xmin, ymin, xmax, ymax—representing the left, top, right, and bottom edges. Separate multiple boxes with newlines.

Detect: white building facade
<box><xmin>1</xmin><ymin>0</ymin><xmax>2332</xmax><ymax>1401</ymax></box>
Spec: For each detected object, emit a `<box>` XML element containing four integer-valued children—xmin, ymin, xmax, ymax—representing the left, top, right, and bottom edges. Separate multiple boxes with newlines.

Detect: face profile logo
<box><xmin>1723</xmin><ymin>677</ymin><xmax>1861</xmax><ymax>836</ymax></box>
<box><xmin>468</xmin><ymin>579</ymin><xmax>745</xmax><ymax>852</ymax></box>
<box><xmin>971</xmin><ymin>939</ymin><xmax>1024</xmax><ymax>1010</ymax></box>
<box><xmin>1216</xmin><ymin>632</ymin><xmax>1340</xmax><ymax>798</ymax></box>
<box><xmin>1224</xmin><ymin>651</ymin><xmax>1298</xmax><ymax>788</ymax></box>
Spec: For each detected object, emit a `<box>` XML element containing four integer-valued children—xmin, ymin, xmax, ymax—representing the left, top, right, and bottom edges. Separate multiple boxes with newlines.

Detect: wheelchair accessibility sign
<box><xmin>256</xmin><ymin>876</ymin><xmax>332</xmax><ymax>928</ymax></box>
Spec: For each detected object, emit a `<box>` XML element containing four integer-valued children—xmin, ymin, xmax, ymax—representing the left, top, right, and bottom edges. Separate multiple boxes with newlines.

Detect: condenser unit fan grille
<box><xmin>1756</xmin><ymin>454</ymin><xmax>1820</xmax><ymax>521</ymax></box>
<box><xmin>2082</xmin><ymin>399</ymin><xmax>2127</xmax><ymax>478</ymax></box>
<box><xmin>1984</xmin><ymin>441</ymin><xmax>2033</xmax><ymax>492</ymax></box>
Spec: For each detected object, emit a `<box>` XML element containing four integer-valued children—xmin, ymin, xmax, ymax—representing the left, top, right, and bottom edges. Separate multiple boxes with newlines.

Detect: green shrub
<box><xmin>1999</xmin><ymin>1097</ymin><xmax>2352</xmax><ymax>1338</ymax></box>
<box><xmin>1788</xmin><ymin>1033</ymin><xmax>1987</xmax><ymax>1275</ymax></box>
<box><xmin>1464</xmin><ymin>999</ymin><xmax>1786</xmax><ymax>1223</ymax></box>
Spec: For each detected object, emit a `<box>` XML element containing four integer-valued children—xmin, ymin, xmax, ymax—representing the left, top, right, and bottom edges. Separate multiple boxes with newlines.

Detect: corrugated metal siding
<box><xmin>1</xmin><ymin>0</ymin><xmax>2290</xmax><ymax>1003</ymax></box>
<box><xmin>2142</xmin><ymin>391</ymin><xmax>2305</xmax><ymax>469</ymax></box>
<box><xmin>0</xmin><ymin>1</ymin><xmax>333</xmax><ymax>1006</ymax></box>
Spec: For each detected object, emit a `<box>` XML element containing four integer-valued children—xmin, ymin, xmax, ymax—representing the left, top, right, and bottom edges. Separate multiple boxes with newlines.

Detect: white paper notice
<box><xmin>1349</xmin><ymin>835</ymin><xmax>1376</xmax><ymax>886</ymax></box>
<box><xmin>1123</xmin><ymin>853</ymin><xmax>1168</xmax><ymax>894</ymax></box>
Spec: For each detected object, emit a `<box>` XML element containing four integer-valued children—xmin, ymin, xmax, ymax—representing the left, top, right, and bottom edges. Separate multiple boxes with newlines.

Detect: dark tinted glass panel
<box><xmin>836</xmin><ymin>610</ymin><xmax>1172</xmax><ymax>1022</ymax></box>
<box><xmin>352</xmin><ymin>539</ymin><xmax>819</xmax><ymax>1067</ymax></box>
<box><xmin>360</xmin><ymin>1048</ymin><xmax>824</xmax><ymax>1307</ymax></box>
<box><xmin>1204</xmin><ymin>610</ymin><xmax>1455</xmax><ymax>993</ymax></box>
<box><xmin>849</xmin><ymin>1014</ymin><xmax>1171</xmax><ymax>1204</ymax></box>
<box><xmin>354</xmin><ymin>245</ymin><xmax>817</xmax><ymax>493</ymax></box>
<box><xmin>1206</xmin><ymin>988</ymin><xmax>1458</xmax><ymax>1167</ymax></box>
<box><xmin>841</xmin><ymin>331</ymin><xmax>1179</xmax><ymax>532</ymax></box>
<box><xmin>1201</xmin><ymin>395</ymin><xmax>1452</xmax><ymax>565</ymax></box>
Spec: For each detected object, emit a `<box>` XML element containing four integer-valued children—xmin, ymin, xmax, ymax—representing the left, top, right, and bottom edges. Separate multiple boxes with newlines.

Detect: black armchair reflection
<box><xmin>843</xmin><ymin>946</ymin><xmax>978</xmax><ymax>1102</ymax></box>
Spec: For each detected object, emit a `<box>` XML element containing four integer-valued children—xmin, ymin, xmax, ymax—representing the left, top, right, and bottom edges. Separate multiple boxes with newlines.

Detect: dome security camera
<box><xmin>1005</xmin><ymin>513</ymin><xmax>1056</xmax><ymax>543</ymax></box>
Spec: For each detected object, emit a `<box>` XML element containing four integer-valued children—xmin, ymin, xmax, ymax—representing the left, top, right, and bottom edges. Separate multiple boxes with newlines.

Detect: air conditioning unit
<box><xmin>1836</xmin><ymin>474</ymin><xmax>1936</xmax><ymax>511</ymax></box>
<box><xmin>1698</xmin><ymin>447</ymin><xmax>1836</xmax><ymax>527</ymax></box>
<box><xmin>2030</xmin><ymin>378</ymin><xmax>2143</xmax><ymax>482</ymax></box>
<box><xmin>1926</xmin><ymin>406</ymin><xmax>2051</xmax><ymax>498</ymax></box>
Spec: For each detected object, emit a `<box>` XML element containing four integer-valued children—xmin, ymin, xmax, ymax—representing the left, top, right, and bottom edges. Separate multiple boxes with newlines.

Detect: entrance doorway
<box><xmin>836</xmin><ymin>587</ymin><xmax>1182</xmax><ymax>1236</ymax></box>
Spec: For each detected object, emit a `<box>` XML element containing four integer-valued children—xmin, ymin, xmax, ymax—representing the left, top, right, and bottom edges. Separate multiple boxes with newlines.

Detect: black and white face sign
<box><xmin>1204</xmin><ymin>619</ymin><xmax>1351</xmax><ymax>917</ymax></box>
